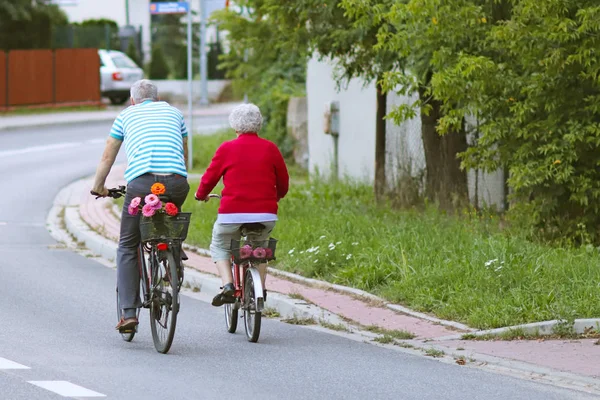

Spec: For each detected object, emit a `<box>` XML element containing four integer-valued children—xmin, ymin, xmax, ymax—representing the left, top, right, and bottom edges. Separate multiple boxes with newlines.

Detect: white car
<box><xmin>99</xmin><ymin>49</ymin><xmax>144</xmax><ymax>105</ymax></box>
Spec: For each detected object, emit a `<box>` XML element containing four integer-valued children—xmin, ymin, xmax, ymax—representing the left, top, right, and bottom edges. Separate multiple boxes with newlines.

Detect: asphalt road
<box><xmin>0</xmin><ymin>121</ymin><xmax>596</xmax><ymax>400</ymax></box>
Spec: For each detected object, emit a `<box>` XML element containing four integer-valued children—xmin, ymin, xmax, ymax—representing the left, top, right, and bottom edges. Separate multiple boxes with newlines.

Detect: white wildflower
<box><xmin>288</xmin><ymin>248</ymin><xmax>295</xmax><ymax>255</ymax></box>
<box><xmin>346</xmin><ymin>254</ymin><xmax>353</xmax><ymax>260</ymax></box>
<box><xmin>306</xmin><ymin>246</ymin><xmax>320</xmax><ymax>253</ymax></box>
<box><xmin>319</xmin><ymin>235</ymin><xmax>326</xmax><ymax>240</ymax></box>
<box><xmin>328</xmin><ymin>243</ymin><xmax>336</xmax><ymax>250</ymax></box>
<box><xmin>352</xmin><ymin>242</ymin><xmax>359</xmax><ymax>246</ymax></box>
<box><xmin>484</xmin><ymin>259</ymin><xmax>498</xmax><ymax>267</ymax></box>
<box><xmin>336</xmin><ymin>241</ymin><xmax>342</xmax><ymax>245</ymax></box>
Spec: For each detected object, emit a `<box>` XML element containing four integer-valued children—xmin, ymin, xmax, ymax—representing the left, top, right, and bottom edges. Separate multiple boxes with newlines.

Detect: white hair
<box><xmin>130</xmin><ymin>79</ymin><xmax>158</xmax><ymax>103</ymax></box>
<box><xmin>229</xmin><ymin>103</ymin><xmax>263</xmax><ymax>133</ymax></box>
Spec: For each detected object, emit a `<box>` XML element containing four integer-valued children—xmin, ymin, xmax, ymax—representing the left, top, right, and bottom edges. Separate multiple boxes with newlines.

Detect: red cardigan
<box><xmin>195</xmin><ymin>133</ymin><xmax>289</xmax><ymax>215</ymax></box>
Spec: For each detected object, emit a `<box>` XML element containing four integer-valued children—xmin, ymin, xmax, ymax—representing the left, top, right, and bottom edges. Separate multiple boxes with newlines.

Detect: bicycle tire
<box><xmin>243</xmin><ymin>269</ymin><xmax>262</xmax><ymax>343</ymax></box>
<box><xmin>224</xmin><ymin>262</ymin><xmax>239</xmax><ymax>333</ymax></box>
<box><xmin>116</xmin><ymin>288</ymin><xmax>135</xmax><ymax>342</ymax></box>
<box><xmin>149</xmin><ymin>249</ymin><xmax>179</xmax><ymax>354</ymax></box>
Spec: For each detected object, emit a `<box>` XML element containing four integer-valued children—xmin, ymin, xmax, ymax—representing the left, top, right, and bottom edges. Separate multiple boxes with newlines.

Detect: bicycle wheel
<box><xmin>243</xmin><ymin>269</ymin><xmax>262</xmax><ymax>342</ymax></box>
<box><xmin>116</xmin><ymin>288</ymin><xmax>135</xmax><ymax>342</ymax></box>
<box><xmin>149</xmin><ymin>249</ymin><xmax>179</xmax><ymax>354</ymax></box>
<box><xmin>224</xmin><ymin>262</ymin><xmax>239</xmax><ymax>333</ymax></box>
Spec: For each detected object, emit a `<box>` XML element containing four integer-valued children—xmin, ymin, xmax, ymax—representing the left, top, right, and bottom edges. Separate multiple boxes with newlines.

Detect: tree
<box><xmin>264</xmin><ymin>0</ymin><xmax>401</xmax><ymax>199</ymax></box>
<box><xmin>429</xmin><ymin>0</ymin><xmax>600</xmax><ymax>243</ymax></box>
<box><xmin>126</xmin><ymin>39</ymin><xmax>141</xmax><ymax>67</ymax></box>
<box><xmin>0</xmin><ymin>0</ymin><xmax>68</xmax><ymax>50</ymax></box>
<box><xmin>211</xmin><ymin>2</ymin><xmax>307</xmax><ymax>157</ymax></box>
<box><xmin>149</xmin><ymin>45</ymin><xmax>170</xmax><ymax>79</ymax></box>
<box><xmin>342</xmin><ymin>0</ymin><xmax>485</xmax><ymax>207</ymax></box>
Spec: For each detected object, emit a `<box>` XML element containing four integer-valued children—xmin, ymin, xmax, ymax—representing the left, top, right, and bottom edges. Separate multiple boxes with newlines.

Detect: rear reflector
<box><xmin>157</xmin><ymin>243</ymin><xmax>168</xmax><ymax>251</ymax></box>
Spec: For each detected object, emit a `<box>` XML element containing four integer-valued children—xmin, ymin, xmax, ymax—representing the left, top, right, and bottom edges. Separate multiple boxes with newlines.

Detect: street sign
<box><xmin>149</xmin><ymin>2</ymin><xmax>190</xmax><ymax>15</ymax></box>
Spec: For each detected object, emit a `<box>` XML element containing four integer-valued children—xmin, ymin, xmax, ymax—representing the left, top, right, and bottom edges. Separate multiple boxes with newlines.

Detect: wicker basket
<box><xmin>231</xmin><ymin>238</ymin><xmax>278</xmax><ymax>264</ymax></box>
<box><xmin>139</xmin><ymin>212</ymin><xmax>191</xmax><ymax>242</ymax></box>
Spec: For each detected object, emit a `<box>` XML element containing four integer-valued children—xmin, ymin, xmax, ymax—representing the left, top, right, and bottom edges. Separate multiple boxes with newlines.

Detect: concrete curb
<box><xmin>432</xmin><ymin>318</ymin><xmax>600</xmax><ymax>341</ymax></box>
<box><xmin>182</xmin><ymin>242</ymin><xmax>476</xmax><ymax>333</ymax></box>
<box><xmin>0</xmin><ymin>115</ymin><xmax>118</xmax><ymax>132</ymax></box>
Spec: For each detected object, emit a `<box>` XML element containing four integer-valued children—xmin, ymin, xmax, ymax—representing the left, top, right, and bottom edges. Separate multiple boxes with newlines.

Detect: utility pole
<box><xmin>187</xmin><ymin>4</ymin><xmax>194</xmax><ymax>169</ymax></box>
<box><xmin>125</xmin><ymin>0</ymin><xmax>130</xmax><ymax>25</ymax></box>
<box><xmin>199</xmin><ymin>0</ymin><xmax>209</xmax><ymax>105</ymax></box>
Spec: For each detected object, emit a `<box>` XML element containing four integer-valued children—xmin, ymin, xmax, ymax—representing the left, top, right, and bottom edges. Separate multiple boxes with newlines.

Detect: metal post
<box><xmin>199</xmin><ymin>0</ymin><xmax>209</xmax><ymax>105</ymax></box>
<box><xmin>125</xmin><ymin>0</ymin><xmax>131</xmax><ymax>26</ymax></box>
<box><xmin>187</xmin><ymin>6</ymin><xmax>194</xmax><ymax>170</ymax></box>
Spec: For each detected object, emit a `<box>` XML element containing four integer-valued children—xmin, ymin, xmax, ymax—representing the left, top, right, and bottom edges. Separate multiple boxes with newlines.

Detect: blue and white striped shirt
<box><xmin>109</xmin><ymin>101</ymin><xmax>188</xmax><ymax>183</ymax></box>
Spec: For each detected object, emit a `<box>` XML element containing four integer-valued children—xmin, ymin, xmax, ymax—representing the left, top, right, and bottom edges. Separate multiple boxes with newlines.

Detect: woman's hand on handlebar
<box><xmin>195</xmin><ymin>193</ymin><xmax>221</xmax><ymax>202</ymax></box>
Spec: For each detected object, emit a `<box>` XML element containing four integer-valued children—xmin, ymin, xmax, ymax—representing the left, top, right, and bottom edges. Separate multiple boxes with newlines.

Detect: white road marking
<box><xmin>28</xmin><ymin>381</ymin><xmax>105</xmax><ymax>397</ymax></box>
<box><xmin>0</xmin><ymin>138</ymin><xmax>106</xmax><ymax>158</ymax></box>
<box><xmin>0</xmin><ymin>357</ymin><xmax>30</xmax><ymax>369</ymax></box>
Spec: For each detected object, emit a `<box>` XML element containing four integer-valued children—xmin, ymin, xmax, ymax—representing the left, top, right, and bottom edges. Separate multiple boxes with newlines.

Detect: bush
<box><xmin>148</xmin><ymin>45</ymin><xmax>170</xmax><ymax>80</ymax></box>
<box><xmin>126</xmin><ymin>39</ymin><xmax>141</xmax><ymax>67</ymax></box>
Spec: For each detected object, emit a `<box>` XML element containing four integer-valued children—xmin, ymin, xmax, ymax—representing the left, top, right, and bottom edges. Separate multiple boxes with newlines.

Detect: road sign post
<box><xmin>199</xmin><ymin>0</ymin><xmax>208</xmax><ymax>106</ymax></box>
<box><xmin>150</xmin><ymin>2</ymin><xmax>194</xmax><ymax>170</ymax></box>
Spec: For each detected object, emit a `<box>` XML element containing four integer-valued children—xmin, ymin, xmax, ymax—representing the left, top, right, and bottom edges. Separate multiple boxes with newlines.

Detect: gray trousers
<box><xmin>117</xmin><ymin>173</ymin><xmax>190</xmax><ymax>313</ymax></box>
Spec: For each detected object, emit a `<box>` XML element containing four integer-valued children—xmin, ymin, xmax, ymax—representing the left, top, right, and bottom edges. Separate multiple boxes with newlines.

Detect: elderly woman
<box><xmin>195</xmin><ymin>103</ymin><xmax>289</xmax><ymax>306</ymax></box>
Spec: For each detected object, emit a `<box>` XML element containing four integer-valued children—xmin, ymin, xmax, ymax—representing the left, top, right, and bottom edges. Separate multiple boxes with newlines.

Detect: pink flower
<box><xmin>165</xmin><ymin>202</ymin><xmax>178</xmax><ymax>216</ymax></box>
<box><xmin>127</xmin><ymin>205</ymin><xmax>139</xmax><ymax>216</ymax></box>
<box><xmin>265</xmin><ymin>248</ymin><xmax>273</xmax><ymax>259</ymax></box>
<box><xmin>240</xmin><ymin>245</ymin><xmax>253</xmax><ymax>259</ymax></box>
<box><xmin>152</xmin><ymin>200</ymin><xmax>163</xmax><ymax>210</ymax></box>
<box><xmin>130</xmin><ymin>197</ymin><xmax>141</xmax><ymax>209</ymax></box>
<box><xmin>142</xmin><ymin>203</ymin><xmax>156</xmax><ymax>217</ymax></box>
<box><xmin>253</xmin><ymin>247</ymin><xmax>267</xmax><ymax>259</ymax></box>
<box><xmin>145</xmin><ymin>194</ymin><xmax>160</xmax><ymax>208</ymax></box>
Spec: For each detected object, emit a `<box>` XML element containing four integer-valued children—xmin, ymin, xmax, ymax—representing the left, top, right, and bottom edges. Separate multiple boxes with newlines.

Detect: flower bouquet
<box><xmin>128</xmin><ymin>183</ymin><xmax>191</xmax><ymax>242</ymax></box>
<box><xmin>231</xmin><ymin>238</ymin><xmax>278</xmax><ymax>264</ymax></box>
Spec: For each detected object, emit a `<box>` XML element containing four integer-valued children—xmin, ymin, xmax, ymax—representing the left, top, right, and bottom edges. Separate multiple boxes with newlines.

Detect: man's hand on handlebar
<box><xmin>91</xmin><ymin>185</ymin><xmax>126</xmax><ymax>199</ymax></box>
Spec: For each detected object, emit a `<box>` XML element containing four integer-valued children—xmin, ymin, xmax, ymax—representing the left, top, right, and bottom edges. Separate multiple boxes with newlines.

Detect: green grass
<box><xmin>373</xmin><ymin>335</ymin><xmax>395</xmax><ymax>344</ymax></box>
<box><xmin>364</xmin><ymin>325</ymin><xmax>415</xmax><ymax>340</ymax></box>
<box><xmin>179</xmin><ymin>132</ymin><xmax>600</xmax><ymax>330</ymax></box>
<box><xmin>282</xmin><ymin>315</ymin><xmax>317</xmax><ymax>325</ymax></box>
<box><xmin>190</xmin><ymin>130</ymin><xmax>235</xmax><ymax>174</ymax></box>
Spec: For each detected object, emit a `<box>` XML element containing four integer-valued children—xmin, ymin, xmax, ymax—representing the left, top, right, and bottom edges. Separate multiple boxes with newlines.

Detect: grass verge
<box><xmin>179</xmin><ymin>132</ymin><xmax>600</xmax><ymax>330</ymax></box>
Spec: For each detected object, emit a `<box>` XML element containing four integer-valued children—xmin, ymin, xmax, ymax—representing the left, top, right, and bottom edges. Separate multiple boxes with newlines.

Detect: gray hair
<box><xmin>229</xmin><ymin>103</ymin><xmax>263</xmax><ymax>133</ymax></box>
<box><xmin>130</xmin><ymin>79</ymin><xmax>159</xmax><ymax>103</ymax></box>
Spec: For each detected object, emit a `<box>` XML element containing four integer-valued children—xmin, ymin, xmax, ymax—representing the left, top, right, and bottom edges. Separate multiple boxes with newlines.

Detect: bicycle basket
<box><xmin>139</xmin><ymin>212</ymin><xmax>191</xmax><ymax>242</ymax></box>
<box><xmin>231</xmin><ymin>238</ymin><xmax>277</xmax><ymax>264</ymax></box>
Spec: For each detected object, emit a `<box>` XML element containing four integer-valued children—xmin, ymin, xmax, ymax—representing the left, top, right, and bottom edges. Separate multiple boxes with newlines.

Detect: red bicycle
<box><xmin>207</xmin><ymin>194</ymin><xmax>277</xmax><ymax>342</ymax></box>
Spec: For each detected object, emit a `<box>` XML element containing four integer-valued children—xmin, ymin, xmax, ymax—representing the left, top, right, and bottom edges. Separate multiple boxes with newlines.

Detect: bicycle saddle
<box><xmin>240</xmin><ymin>223</ymin><xmax>266</xmax><ymax>236</ymax></box>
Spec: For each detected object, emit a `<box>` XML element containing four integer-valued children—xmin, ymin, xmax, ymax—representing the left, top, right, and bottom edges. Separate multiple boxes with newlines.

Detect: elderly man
<box><xmin>92</xmin><ymin>79</ymin><xmax>190</xmax><ymax>332</ymax></box>
<box><xmin>195</xmin><ymin>103</ymin><xmax>289</xmax><ymax>306</ymax></box>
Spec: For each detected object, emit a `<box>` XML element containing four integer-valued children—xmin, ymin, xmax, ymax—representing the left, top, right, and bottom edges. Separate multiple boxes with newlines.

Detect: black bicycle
<box><xmin>92</xmin><ymin>186</ymin><xmax>191</xmax><ymax>354</ymax></box>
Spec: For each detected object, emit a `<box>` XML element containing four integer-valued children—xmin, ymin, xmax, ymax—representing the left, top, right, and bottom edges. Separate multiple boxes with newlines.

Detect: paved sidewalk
<box><xmin>0</xmin><ymin>102</ymin><xmax>240</xmax><ymax>131</ymax></box>
<box><xmin>72</xmin><ymin>166</ymin><xmax>600</xmax><ymax>388</ymax></box>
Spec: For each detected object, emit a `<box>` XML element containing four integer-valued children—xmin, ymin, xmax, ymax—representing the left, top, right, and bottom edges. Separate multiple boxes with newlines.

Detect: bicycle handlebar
<box><xmin>90</xmin><ymin>186</ymin><xmax>126</xmax><ymax>200</ymax></box>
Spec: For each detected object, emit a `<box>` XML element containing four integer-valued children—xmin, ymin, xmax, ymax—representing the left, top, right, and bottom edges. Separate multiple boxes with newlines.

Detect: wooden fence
<box><xmin>0</xmin><ymin>48</ymin><xmax>101</xmax><ymax>109</ymax></box>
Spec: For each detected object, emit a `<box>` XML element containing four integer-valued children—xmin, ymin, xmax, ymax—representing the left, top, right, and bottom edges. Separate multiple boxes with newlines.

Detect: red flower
<box><xmin>165</xmin><ymin>202</ymin><xmax>178</xmax><ymax>216</ymax></box>
<box><xmin>265</xmin><ymin>248</ymin><xmax>273</xmax><ymax>259</ymax></box>
<box><xmin>240</xmin><ymin>245</ymin><xmax>253</xmax><ymax>259</ymax></box>
<box><xmin>253</xmin><ymin>247</ymin><xmax>267</xmax><ymax>259</ymax></box>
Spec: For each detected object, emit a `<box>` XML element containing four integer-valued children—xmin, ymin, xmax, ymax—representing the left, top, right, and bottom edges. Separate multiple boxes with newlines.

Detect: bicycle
<box><xmin>92</xmin><ymin>186</ymin><xmax>191</xmax><ymax>354</ymax></box>
<box><xmin>205</xmin><ymin>194</ymin><xmax>277</xmax><ymax>343</ymax></box>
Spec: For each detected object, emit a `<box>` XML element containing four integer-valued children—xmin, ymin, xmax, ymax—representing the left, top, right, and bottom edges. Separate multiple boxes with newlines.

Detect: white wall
<box><xmin>306</xmin><ymin>55</ymin><xmax>507</xmax><ymax>210</ymax></box>
<box><xmin>307</xmin><ymin>56</ymin><xmax>376</xmax><ymax>181</ymax></box>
